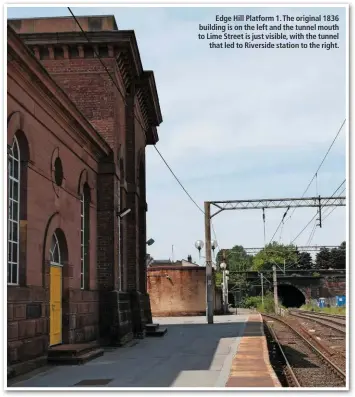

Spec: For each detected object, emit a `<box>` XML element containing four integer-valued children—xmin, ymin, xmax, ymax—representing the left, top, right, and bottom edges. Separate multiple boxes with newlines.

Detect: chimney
<box><xmin>187</xmin><ymin>255</ymin><xmax>192</xmax><ymax>263</ymax></box>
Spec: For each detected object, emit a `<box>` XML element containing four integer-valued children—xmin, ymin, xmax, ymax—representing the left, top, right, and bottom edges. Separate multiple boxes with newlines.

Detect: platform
<box><xmin>226</xmin><ymin>313</ymin><xmax>281</xmax><ymax>387</ymax></box>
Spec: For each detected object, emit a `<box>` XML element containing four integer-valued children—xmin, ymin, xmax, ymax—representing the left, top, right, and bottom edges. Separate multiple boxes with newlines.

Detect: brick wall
<box><xmin>147</xmin><ymin>267</ymin><xmax>218</xmax><ymax>317</ymax></box>
<box><xmin>8</xmin><ymin>23</ymin><xmax>162</xmax><ymax>358</ymax></box>
<box><xmin>7</xmin><ymin>33</ymin><xmax>108</xmax><ymax>370</ymax></box>
<box><xmin>41</xmin><ymin>58</ymin><xmax>119</xmax><ymax>151</ymax></box>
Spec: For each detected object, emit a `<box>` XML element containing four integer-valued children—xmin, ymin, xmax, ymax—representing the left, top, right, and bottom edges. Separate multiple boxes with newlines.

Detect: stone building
<box><xmin>7</xmin><ymin>15</ymin><xmax>162</xmax><ymax>375</ymax></box>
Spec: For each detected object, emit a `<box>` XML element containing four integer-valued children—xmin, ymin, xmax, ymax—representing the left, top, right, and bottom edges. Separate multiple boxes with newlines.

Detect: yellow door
<box><xmin>50</xmin><ymin>266</ymin><xmax>62</xmax><ymax>346</ymax></box>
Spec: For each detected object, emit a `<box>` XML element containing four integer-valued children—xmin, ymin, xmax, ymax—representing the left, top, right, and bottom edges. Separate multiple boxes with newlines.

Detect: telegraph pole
<box><xmin>260</xmin><ymin>273</ymin><xmax>264</xmax><ymax>307</ymax></box>
<box><xmin>272</xmin><ymin>265</ymin><xmax>278</xmax><ymax>314</ymax></box>
<box><xmin>204</xmin><ymin>202</ymin><xmax>214</xmax><ymax>324</ymax></box>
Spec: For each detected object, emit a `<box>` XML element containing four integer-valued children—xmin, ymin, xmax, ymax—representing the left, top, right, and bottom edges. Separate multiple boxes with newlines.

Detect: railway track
<box><xmin>263</xmin><ymin>314</ymin><xmax>346</xmax><ymax>388</ymax></box>
<box><xmin>292</xmin><ymin>309</ymin><xmax>345</xmax><ymax>319</ymax></box>
<box><xmin>288</xmin><ymin>310</ymin><xmax>346</xmax><ymax>334</ymax></box>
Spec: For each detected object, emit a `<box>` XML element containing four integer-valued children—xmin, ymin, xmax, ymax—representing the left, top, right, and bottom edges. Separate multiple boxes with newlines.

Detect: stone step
<box><xmin>47</xmin><ymin>341</ymin><xmax>100</xmax><ymax>358</ymax></box>
<box><xmin>7</xmin><ymin>367</ymin><xmax>15</xmax><ymax>379</ymax></box>
<box><xmin>146</xmin><ymin>327</ymin><xmax>168</xmax><ymax>337</ymax></box>
<box><xmin>145</xmin><ymin>323</ymin><xmax>160</xmax><ymax>332</ymax></box>
<box><xmin>47</xmin><ymin>347</ymin><xmax>104</xmax><ymax>365</ymax></box>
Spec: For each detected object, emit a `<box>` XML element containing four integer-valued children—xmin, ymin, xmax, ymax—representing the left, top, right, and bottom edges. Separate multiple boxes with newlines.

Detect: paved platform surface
<box><xmin>9</xmin><ymin>315</ymin><xmax>248</xmax><ymax>388</ymax></box>
<box><xmin>226</xmin><ymin>313</ymin><xmax>281</xmax><ymax>387</ymax></box>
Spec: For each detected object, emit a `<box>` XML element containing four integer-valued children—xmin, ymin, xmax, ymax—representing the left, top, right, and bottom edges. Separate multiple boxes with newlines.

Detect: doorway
<box><xmin>49</xmin><ymin>231</ymin><xmax>63</xmax><ymax>346</ymax></box>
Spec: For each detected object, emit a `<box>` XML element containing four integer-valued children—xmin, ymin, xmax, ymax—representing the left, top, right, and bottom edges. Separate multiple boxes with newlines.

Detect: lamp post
<box><xmin>220</xmin><ymin>261</ymin><xmax>229</xmax><ymax>313</ymax></box>
<box><xmin>225</xmin><ymin>271</ymin><xmax>230</xmax><ymax>311</ymax></box>
<box><xmin>195</xmin><ymin>240</ymin><xmax>204</xmax><ymax>265</ymax></box>
<box><xmin>211</xmin><ymin>240</ymin><xmax>218</xmax><ymax>261</ymax></box>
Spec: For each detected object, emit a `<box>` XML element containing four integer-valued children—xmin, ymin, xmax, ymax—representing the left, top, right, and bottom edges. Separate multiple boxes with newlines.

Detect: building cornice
<box><xmin>16</xmin><ymin>30</ymin><xmax>163</xmax><ymax>144</ymax></box>
<box><xmin>7</xmin><ymin>25</ymin><xmax>112</xmax><ymax>158</ymax></box>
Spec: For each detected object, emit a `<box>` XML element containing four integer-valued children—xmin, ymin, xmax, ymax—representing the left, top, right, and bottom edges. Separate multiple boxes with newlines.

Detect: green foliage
<box><xmin>251</xmin><ymin>242</ymin><xmax>299</xmax><ymax>271</ymax></box>
<box><xmin>244</xmin><ymin>292</ymin><xmax>275</xmax><ymax>313</ymax></box>
<box><xmin>216</xmin><ymin>245</ymin><xmax>253</xmax><ymax>273</ymax></box>
<box><xmin>300</xmin><ymin>303</ymin><xmax>346</xmax><ymax>315</ymax></box>
<box><xmin>312</xmin><ymin>272</ymin><xmax>321</xmax><ymax>277</ymax></box>
<box><xmin>296</xmin><ymin>252</ymin><xmax>313</xmax><ymax>270</ymax></box>
<box><xmin>214</xmin><ymin>271</ymin><xmax>223</xmax><ymax>287</ymax></box>
<box><xmin>215</xmin><ymin>245</ymin><xmax>253</xmax><ymax>291</ymax></box>
<box><xmin>244</xmin><ymin>296</ymin><xmax>263</xmax><ymax>308</ymax></box>
<box><xmin>315</xmin><ymin>242</ymin><xmax>346</xmax><ymax>269</ymax></box>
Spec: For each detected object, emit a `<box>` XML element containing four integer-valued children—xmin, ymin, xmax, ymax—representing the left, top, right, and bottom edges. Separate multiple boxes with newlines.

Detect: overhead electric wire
<box><xmin>287</xmin><ymin>119</ymin><xmax>345</xmax><ymax>220</ymax></box>
<box><xmin>306</xmin><ymin>222</ymin><xmax>317</xmax><ymax>246</ymax></box>
<box><xmin>322</xmin><ymin>206</ymin><xmax>339</xmax><ymax>221</ymax></box>
<box><xmin>322</xmin><ymin>187</ymin><xmax>346</xmax><ymax>221</ymax></box>
<box><xmin>268</xmin><ymin>206</ymin><xmax>290</xmax><ymax>244</ymax></box>
<box><xmin>269</xmin><ymin>119</ymin><xmax>345</xmax><ymax>243</ymax></box>
<box><xmin>67</xmin><ymin>8</ymin><xmax>219</xmax><ymax>245</ymax></box>
<box><xmin>290</xmin><ymin>179</ymin><xmax>345</xmax><ymax>244</ymax></box>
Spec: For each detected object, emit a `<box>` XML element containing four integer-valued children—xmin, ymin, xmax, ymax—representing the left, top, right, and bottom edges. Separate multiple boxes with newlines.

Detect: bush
<box><xmin>244</xmin><ymin>296</ymin><xmax>262</xmax><ymax>309</ymax></box>
<box><xmin>244</xmin><ymin>293</ymin><xmax>275</xmax><ymax>313</ymax></box>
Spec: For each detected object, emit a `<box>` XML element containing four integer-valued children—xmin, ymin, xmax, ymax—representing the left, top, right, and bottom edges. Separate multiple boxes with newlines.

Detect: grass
<box><xmin>300</xmin><ymin>303</ymin><xmax>346</xmax><ymax>315</ymax></box>
<box><xmin>244</xmin><ymin>293</ymin><xmax>276</xmax><ymax>313</ymax></box>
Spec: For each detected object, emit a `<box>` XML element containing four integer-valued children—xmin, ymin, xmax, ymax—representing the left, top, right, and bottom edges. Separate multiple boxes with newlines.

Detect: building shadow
<box><xmin>9</xmin><ymin>318</ymin><xmax>320</xmax><ymax>388</ymax></box>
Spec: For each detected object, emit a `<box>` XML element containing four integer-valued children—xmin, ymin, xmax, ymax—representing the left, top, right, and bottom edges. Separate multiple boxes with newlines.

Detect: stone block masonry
<box><xmin>7</xmin><ymin>15</ymin><xmax>163</xmax><ymax>376</ymax></box>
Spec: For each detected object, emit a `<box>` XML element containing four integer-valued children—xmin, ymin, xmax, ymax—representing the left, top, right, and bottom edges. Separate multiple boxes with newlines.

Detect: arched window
<box><xmin>50</xmin><ymin>232</ymin><xmax>61</xmax><ymax>265</ymax></box>
<box><xmin>8</xmin><ymin>136</ymin><xmax>20</xmax><ymax>284</ymax></box>
<box><xmin>80</xmin><ymin>184</ymin><xmax>90</xmax><ymax>289</ymax></box>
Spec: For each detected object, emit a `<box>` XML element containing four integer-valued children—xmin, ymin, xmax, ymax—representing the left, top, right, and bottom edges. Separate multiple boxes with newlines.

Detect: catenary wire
<box><xmin>286</xmin><ymin>119</ymin><xmax>346</xmax><ymax>221</ymax></box>
<box><xmin>269</xmin><ymin>119</ymin><xmax>345</xmax><ymax>244</ymax></box>
<box><xmin>290</xmin><ymin>179</ymin><xmax>345</xmax><ymax>244</ymax></box>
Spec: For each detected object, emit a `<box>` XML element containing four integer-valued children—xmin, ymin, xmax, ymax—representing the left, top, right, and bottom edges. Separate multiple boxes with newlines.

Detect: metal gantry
<box><xmin>210</xmin><ymin>196</ymin><xmax>345</xmax><ymax>218</ymax></box>
<box><xmin>237</xmin><ymin>245</ymin><xmax>339</xmax><ymax>254</ymax></box>
<box><xmin>203</xmin><ymin>195</ymin><xmax>346</xmax><ymax>324</ymax></box>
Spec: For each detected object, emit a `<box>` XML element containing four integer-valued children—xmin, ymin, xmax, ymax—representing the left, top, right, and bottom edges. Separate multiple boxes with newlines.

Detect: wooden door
<box><xmin>50</xmin><ymin>265</ymin><xmax>62</xmax><ymax>346</ymax></box>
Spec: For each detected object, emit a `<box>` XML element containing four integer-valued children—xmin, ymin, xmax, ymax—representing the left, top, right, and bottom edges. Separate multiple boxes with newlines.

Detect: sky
<box><xmin>6</xmin><ymin>5</ymin><xmax>347</xmax><ymax>263</ymax></box>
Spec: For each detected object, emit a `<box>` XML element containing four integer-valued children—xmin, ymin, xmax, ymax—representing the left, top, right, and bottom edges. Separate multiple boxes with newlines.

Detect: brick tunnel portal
<box><xmin>278</xmin><ymin>284</ymin><xmax>306</xmax><ymax>308</ymax></box>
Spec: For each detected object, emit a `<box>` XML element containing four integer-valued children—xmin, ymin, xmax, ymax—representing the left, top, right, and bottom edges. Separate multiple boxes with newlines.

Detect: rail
<box><xmin>288</xmin><ymin>310</ymin><xmax>346</xmax><ymax>334</ymax></box>
<box><xmin>262</xmin><ymin>314</ymin><xmax>346</xmax><ymax>387</ymax></box>
<box><xmin>292</xmin><ymin>309</ymin><xmax>345</xmax><ymax>318</ymax></box>
<box><xmin>266</xmin><ymin>321</ymin><xmax>300</xmax><ymax>387</ymax></box>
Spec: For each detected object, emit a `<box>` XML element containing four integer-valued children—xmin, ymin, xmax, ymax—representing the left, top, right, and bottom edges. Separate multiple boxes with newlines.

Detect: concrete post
<box><xmin>273</xmin><ymin>265</ymin><xmax>279</xmax><ymax>314</ymax></box>
<box><xmin>204</xmin><ymin>202</ymin><xmax>214</xmax><ymax>324</ymax></box>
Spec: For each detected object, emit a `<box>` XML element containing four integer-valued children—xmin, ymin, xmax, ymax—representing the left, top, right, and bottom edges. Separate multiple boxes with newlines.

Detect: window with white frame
<box><xmin>50</xmin><ymin>232</ymin><xmax>61</xmax><ymax>265</ymax></box>
<box><xmin>8</xmin><ymin>136</ymin><xmax>20</xmax><ymax>285</ymax></box>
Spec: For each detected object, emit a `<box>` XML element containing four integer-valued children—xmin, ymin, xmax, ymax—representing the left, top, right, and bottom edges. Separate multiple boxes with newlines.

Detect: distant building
<box><xmin>148</xmin><ymin>257</ymin><xmax>199</xmax><ymax>267</ymax></box>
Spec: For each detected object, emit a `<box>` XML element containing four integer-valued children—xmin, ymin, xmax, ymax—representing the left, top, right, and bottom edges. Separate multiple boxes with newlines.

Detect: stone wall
<box><xmin>147</xmin><ymin>266</ymin><xmax>219</xmax><ymax>317</ymax></box>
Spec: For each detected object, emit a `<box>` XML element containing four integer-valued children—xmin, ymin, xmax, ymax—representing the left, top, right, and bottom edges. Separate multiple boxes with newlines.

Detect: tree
<box><xmin>295</xmin><ymin>251</ymin><xmax>313</xmax><ymax>270</ymax></box>
<box><xmin>215</xmin><ymin>245</ymin><xmax>253</xmax><ymax>290</ymax></box>
<box><xmin>315</xmin><ymin>243</ymin><xmax>346</xmax><ymax>270</ymax></box>
<box><xmin>329</xmin><ymin>241</ymin><xmax>346</xmax><ymax>269</ymax></box>
<box><xmin>216</xmin><ymin>245</ymin><xmax>253</xmax><ymax>273</ymax></box>
<box><xmin>251</xmin><ymin>242</ymin><xmax>298</xmax><ymax>271</ymax></box>
<box><xmin>315</xmin><ymin>247</ymin><xmax>332</xmax><ymax>269</ymax></box>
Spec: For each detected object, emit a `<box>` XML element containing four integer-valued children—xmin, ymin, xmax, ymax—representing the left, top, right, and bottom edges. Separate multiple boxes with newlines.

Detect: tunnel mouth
<box><xmin>278</xmin><ymin>284</ymin><xmax>305</xmax><ymax>308</ymax></box>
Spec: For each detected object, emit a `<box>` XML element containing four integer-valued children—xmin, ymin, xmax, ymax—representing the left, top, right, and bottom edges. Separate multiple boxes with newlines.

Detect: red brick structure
<box><xmin>7</xmin><ymin>15</ymin><xmax>162</xmax><ymax>375</ymax></box>
<box><xmin>147</xmin><ymin>266</ymin><xmax>223</xmax><ymax>316</ymax></box>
